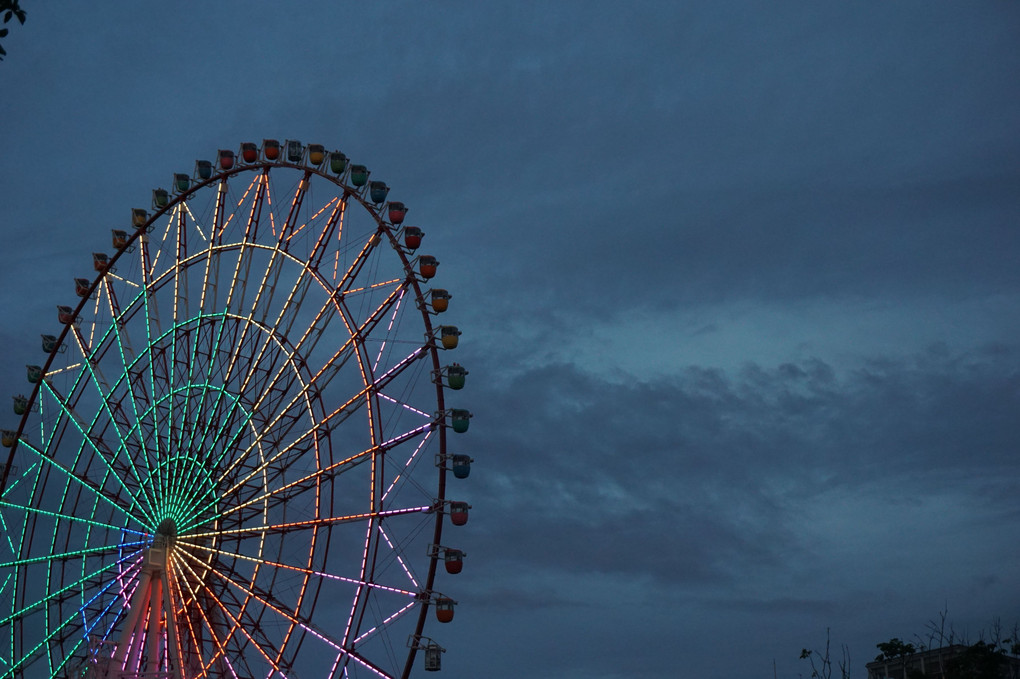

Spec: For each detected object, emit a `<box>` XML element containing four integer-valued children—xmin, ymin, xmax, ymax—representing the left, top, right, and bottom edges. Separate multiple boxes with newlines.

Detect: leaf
<box><xmin>3</xmin><ymin>11</ymin><xmax>11</xmax><ymax>23</ymax></box>
<box><xmin>0</xmin><ymin>28</ymin><xmax>7</xmax><ymax>38</ymax></box>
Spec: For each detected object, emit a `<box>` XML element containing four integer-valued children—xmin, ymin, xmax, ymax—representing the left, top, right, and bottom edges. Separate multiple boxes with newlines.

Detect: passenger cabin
<box><xmin>402</xmin><ymin>226</ymin><xmax>423</xmax><ymax>250</ymax></box>
<box><xmin>41</xmin><ymin>335</ymin><xmax>59</xmax><ymax>353</ymax></box>
<box><xmin>330</xmin><ymin>151</ymin><xmax>348</xmax><ymax>174</ymax></box>
<box><xmin>75</xmin><ymin>278</ymin><xmax>91</xmax><ymax>297</ymax></box>
<box><xmin>444</xmin><ymin>548</ymin><xmax>464</xmax><ymax>574</ymax></box>
<box><xmin>131</xmin><ymin>208</ymin><xmax>149</xmax><ymax>227</ymax></box>
<box><xmin>93</xmin><ymin>253</ymin><xmax>110</xmax><ymax>273</ymax></box>
<box><xmin>57</xmin><ymin>305</ymin><xmax>75</xmax><ymax>325</ymax></box>
<box><xmin>431</xmin><ymin>289</ymin><xmax>451</xmax><ymax>313</ymax></box>
<box><xmin>424</xmin><ymin>643</ymin><xmax>443</xmax><ymax>672</ymax></box>
<box><xmin>450</xmin><ymin>409</ymin><xmax>472</xmax><ymax>433</ymax></box>
<box><xmin>418</xmin><ymin>255</ymin><xmax>439</xmax><ymax>279</ymax></box>
<box><xmin>26</xmin><ymin>365</ymin><xmax>43</xmax><ymax>384</ymax></box>
<box><xmin>307</xmin><ymin>144</ymin><xmax>326</xmax><ymax>165</ymax></box>
<box><xmin>287</xmin><ymin>140</ymin><xmax>304</xmax><ymax>162</ymax></box>
<box><xmin>451</xmin><ymin>454</ymin><xmax>473</xmax><ymax>479</ymax></box>
<box><xmin>152</xmin><ymin>188</ymin><xmax>169</xmax><ymax>209</ymax></box>
<box><xmin>195</xmin><ymin>160</ymin><xmax>213</xmax><ymax>180</ymax></box>
<box><xmin>439</xmin><ymin>326</ymin><xmax>461</xmax><ymax>350</ymax></box>
<box><xmin>13</xmin><ymin>395</ymin><xmax>28</xmax><ymax>415</ymax></box>
<box><xmin>449</xmin><ymin>501</ymin><xmax>470</xmax><ymax>526</ymax></box>
<box><xmin>445</xmin><ymin>363</ymin><xmax>467</xmax><ymax>389</ymax></box>
<box><xmin>241</xmin><ymin>142</ymin><xmax>258</xmax><ymax>163</ymax></box>
<box><xmin>349</xmin><ymin>164</ymin><xmax>369</xmax><ymax>187</ymax></box>
<box><xmin>218</xmin><ymin>149</ymin><xmax>235</xmax><ymax>170</ymax></box>
<box><xmin>112</xmin><ymin>230</ymin><xmax>130</xmax><ymax>249</ymax></box>
<box><xmin>1</xmin><ymin>430</ymin><xmax>16</xmax><ymax>447</ymax></box>
<box><xmin>388</xmin><ymin>202</ymin><xmax>407</xmax><ymax>224</ymax></box>
<box><xmin>263</xmin><ymin>139</ymin><xmax>281</xmax><ymax>160</ymax></box>
<box><xmin>174</xmin><ymin>173</ymin><xmax>190</xmax><ymax>193</ymax></box>
<box><xmin>434</xmin><ymin>597</ymin><xmax>456</xmax><ymax>623</ymax></box>
<box><xmin>369</xmin><ymin>180</ymin><xmax>389</xmax><ymax>204</ymax></box>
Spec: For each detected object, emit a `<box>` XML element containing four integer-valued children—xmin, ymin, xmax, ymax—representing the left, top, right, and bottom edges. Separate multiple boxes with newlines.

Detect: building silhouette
<box><xmin>866</xmin><ymin>644</ymin><xmax>1020</xmax><ymax>679</ymax></box>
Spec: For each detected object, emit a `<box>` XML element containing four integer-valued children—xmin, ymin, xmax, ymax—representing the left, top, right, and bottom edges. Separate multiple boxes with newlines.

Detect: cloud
<box><xmin>455</xmin><ymin>344</ymin><xmax>1020</xmax><ymax>598</ymax></box>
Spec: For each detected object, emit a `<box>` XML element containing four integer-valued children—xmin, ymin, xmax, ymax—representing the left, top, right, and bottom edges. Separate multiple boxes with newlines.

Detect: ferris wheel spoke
<box><xmin>219</xmin><ymin>171</ymin><xmax>268</xmax><ymax>316</ymax></box>
<box><xmin>380</xmin><ymin>430</ymin><xmax>436</xmax><ymax>504</ymax></box>
<box><xmin>182</xmin><ymin>505</ymin><xmax>431</xmax><ymax>544</ymax></box>
<box><xmin>41</xmin><ymin>381</ymin><xmax>159</xmax><ymax>524</ymax></box>
<box><xmin>205</xmin><ymin>444</ymin><xmax>375</xmax><ymax>522</ymax></box>
<box><xmin>207</xmin><ymin>269</ymin><xmax>265</xmax><ymax>394</ymax></box>
<box><xmin>220</xmin><ymin>245</ymin><xmax>315</xmax><ymax>390</ymax></box>
<box><xmin>196</xmin><ymin>417</ymin><xmax>435</xmax><ymax>530</ymax></box>
<box><xmin>209</xmin><ymin>174</ymin><xmax>230</xmax><ymax>245</ymax></box>
<box><xmin>2</xmin><ymin>568</ymin><xmax>124</xmax><ymax>679</ymax></box>
<box><xmin>234</xmin><ymin>316</ymin><xmax>307</xmax><ymax>411</ymax></box>
<box><xmin>201</xmin><ymin>380</ymin><xmax>315</xmax><ymax>496</ymax></box>
<box><xmin>217</xmin><ymin>170</ymin><xmax>264</xmax><ymax>243</ymax></box>
<box><xmin>244</xmin><ymin>172</ymin><xmax>313</xmax><ymax>327</ymax></box>
<box><xmin>222</xmin><ymin>281</ymin><xmax>414</xmax><ymax>471</ymax></box>
<box><xmin>351</xmin><ymin>599</ymin><xmax>419</xmax><ymax>650</ymax></box>
<box><xmin>197</xmin><ymin>183</ymin><xmax>228</xmax><ymax>315</ymax></box>
<box><xmin>267</xmin><ymin>194</ymin><xmax>345</xmax><ymax>340</ymax></box>
<box><xmin>333</xmin><ymin>344</ymin><xmax>430</xmax><ymax>423</ymax></box>
<box><xmin>275</xmin><ymin>169</ymin><xmax>312</xmax><ymax>244</ymax></box>
<box><xmin>48</xmin><ymin>581</ymin><xmax>125</xmax><ymax>679</ymax></box>
<box><xmin>171</xmin><ymin>315</ymin><xmax>256</xmax><ymax>473</ymax></box>
<box><xmin>166</xmin><ymin>206</ymin><xmax>192</xmax><ymax>479</ymax></box>
<box><xmin>144</xmin><ymin>205</ymin><xmax>180</xmax><ymax>285</ymax></box>
<box><xmin>168</xmin><ymin>570</ymin><xmax>239</xmax><ymax>679</ymax></box>
<box><xmin>320</xmin><ymin>281</ymin><xmax>410</xmax><ymax>385</ymax></box>
<box><xmin>179</xmin><ymin>384</ymin><xmax>264</xmax><ymax>503</ymax></box>
<box><xmin>374</xmin><ymin>523</ymin><xmax>423</xmax><ymax>590</ymax></box>
<box><xmin>0</xmin><ymin>548</ymin><xmax>142</xmax><ymax>628</ymax></box>
<box><xmin>243</xmin><ymin>214</ymin><xmax>351</xmax><ymax>388</ymax></box>
<box><xmin>170</xmin><ymin>258</ymin><xmax>259</xmax><ymax>460</ymax></box>
<box><xmin>140</xmin><ymin>310</ymin><xmax>170</xmax><ymax>516</ymax></box>
<box><xmin>169</xmin><ymin>382</ymin><xmax>250</xmax><ymax>509</ymax></box>
<box><xmin>171</xmin><ymin>551</ymin><xmax>298</xmax><ymax>678</ymax></box>
<box><xmin>102</xmin><ymin>282</ymin><xmax>161</xmax><ymax>484</ymax></box>
<box><xmin>177</xmin><ymin>538</ymin><xmax>418</xmax><ymax>599</ymax></box>
<box><xmin>176</xmin><ymin>549</ymin><xmax>346</xmax><ymax>663</ymax></box>
<box><xmin>303</xmin><ymin>195</ymin><xmax>346</xmax><ymax>273</ymax></box>
<box><xmin>209</xmin><ymin>398</ymin><xmax>398</xmax><ymax>515</ymax></box>
<box><xmin>246</xmin><ymin>246</ymin><xmax>291</xmax><ymax>332</ymax></box>
<box><xmin>340</xmin><ymin>521</ymin><xmax>377</xmax><ymax>654</ymax></box>
<box><xmin>61</xmin><ymin>327</ymin><xmax>159</xmax><ymax>515</ymax></box>
<box><xmin>273</xmin><ymin>237</ymin><xmax>394</xmax><ymax>378</ymax></box>
<box><xmin>0</xmin><ymin>537</ymin><xmax>147</xmax><ymax>570</ymax></box>
<box><xmin>0</xmin><ymin>501</ymin><xmax>148</xmax><ymax>542</ymax></box>
<box><xmin>100</xmin><ymin>276</ymin><xmax>140</xmax><ymax>364</ymax></box>
<box><xmin>335</xmin><ymin>225</ymin><xmax>386</xmax><ymax>294</ymax></box>
<box><xmin>12</xmin><ymin>434</ymin><xmax>154</xmax><ymax>528</ymax></box>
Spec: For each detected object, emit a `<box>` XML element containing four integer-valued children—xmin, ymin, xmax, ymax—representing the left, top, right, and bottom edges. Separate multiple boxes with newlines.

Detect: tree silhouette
<box><xmin>0</xmin><ymin>0</ymin><xmax>27</xmax><ymax>62</ymax></box>
<box><xmin>875</xmin><ymin>638</ymin><xmax>917</xmax><ymax>662</ymax></box>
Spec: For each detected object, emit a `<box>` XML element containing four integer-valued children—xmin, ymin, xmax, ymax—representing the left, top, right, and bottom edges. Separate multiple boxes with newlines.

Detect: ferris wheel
<box><xmin>0</xmin><ymin>140</ymin><xmax>474</xmax><ymax>679</ymax></box>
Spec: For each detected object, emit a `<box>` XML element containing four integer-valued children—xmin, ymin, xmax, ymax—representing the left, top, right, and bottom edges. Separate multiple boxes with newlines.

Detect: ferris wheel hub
<box><xmin>154</xmin><ymin>517</ymin><xmax>177</xmax><ymax>543</ymax></box>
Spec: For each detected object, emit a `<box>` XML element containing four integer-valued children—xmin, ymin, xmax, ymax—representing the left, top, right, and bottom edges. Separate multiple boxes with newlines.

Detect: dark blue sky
<box><xmin>1</xmin><ymin>3</ymin><xmax>1019</xmax><ymax>678</ymax></box>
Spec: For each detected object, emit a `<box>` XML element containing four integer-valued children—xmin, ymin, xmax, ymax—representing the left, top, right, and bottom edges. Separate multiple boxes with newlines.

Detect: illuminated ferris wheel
<box><xmin>0</xmin><ymin>140</ymin><xmax>474</xmax><ymax>678</ymax></box>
